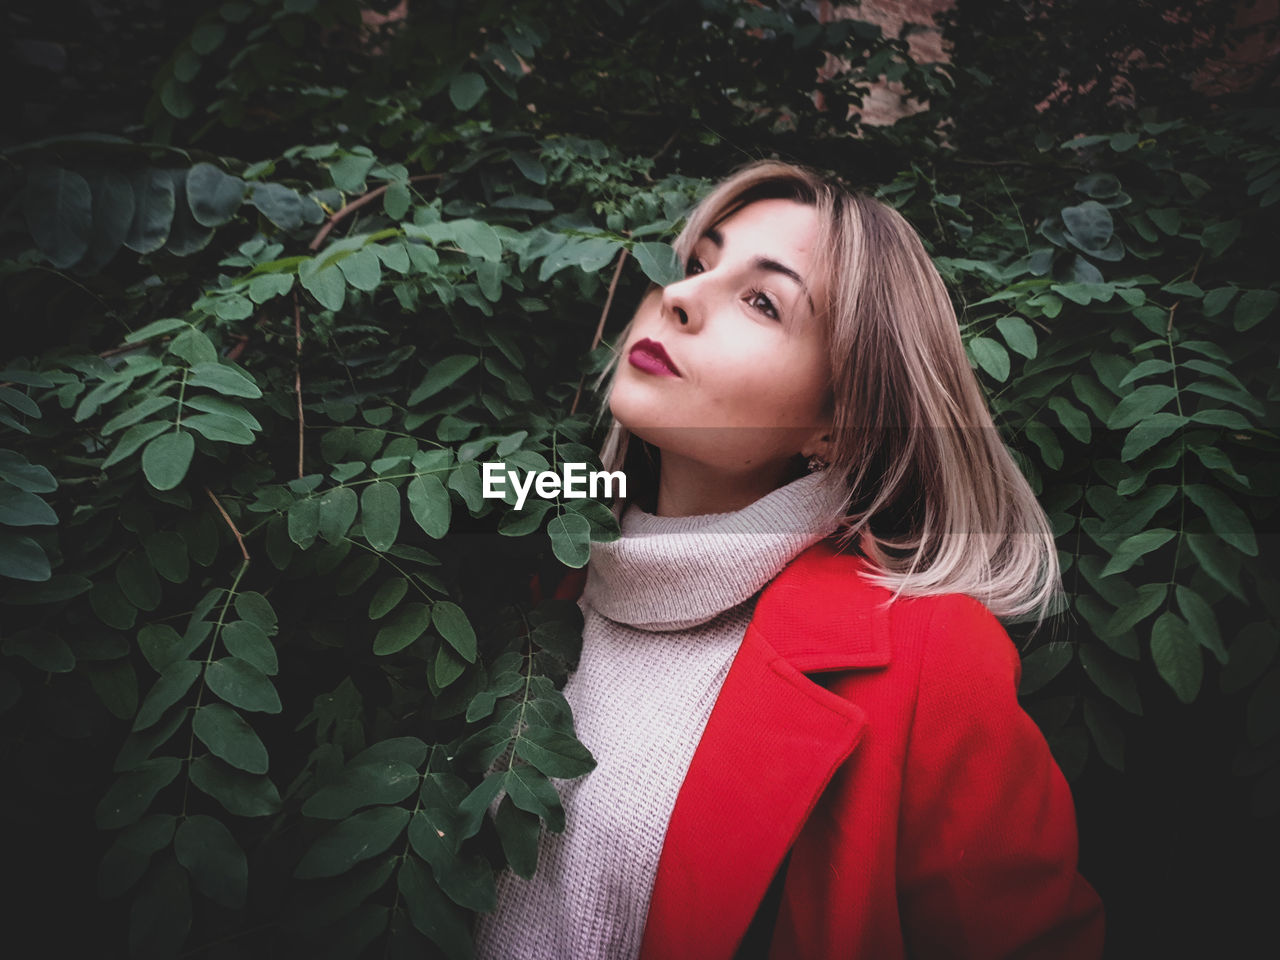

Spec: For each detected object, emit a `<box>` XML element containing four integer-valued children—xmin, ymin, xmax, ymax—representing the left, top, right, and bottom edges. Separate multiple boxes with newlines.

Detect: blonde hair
<box><xmin>596</xmin><ymin>160</ymin><xmax>1062</xmax><ymax>623</ymax></box>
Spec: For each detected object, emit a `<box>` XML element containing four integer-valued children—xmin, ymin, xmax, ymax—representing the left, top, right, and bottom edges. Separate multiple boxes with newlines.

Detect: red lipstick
<box><xmin>628</xmin><ymin>338</ymin><xmax>680</xmax><ymax>377</ymax></box>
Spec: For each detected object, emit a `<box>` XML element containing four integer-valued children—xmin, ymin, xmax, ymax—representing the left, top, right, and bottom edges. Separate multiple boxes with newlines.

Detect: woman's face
<box><xmin>609</xmin><ymin>197</ymin><xmax>833</xmax><ymax>482</ymax></box>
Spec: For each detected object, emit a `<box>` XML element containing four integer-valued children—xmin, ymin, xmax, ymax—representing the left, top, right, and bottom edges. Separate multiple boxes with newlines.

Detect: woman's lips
<box><xmin>628</xmin><ymin>338</ymin><xmax>680</xmax><ymax>377</ymax></box>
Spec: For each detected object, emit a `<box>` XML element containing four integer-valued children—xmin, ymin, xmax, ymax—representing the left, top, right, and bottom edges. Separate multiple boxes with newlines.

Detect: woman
<box><xmin>474</xmin><ymin>161</ymin><xmax>1104</xmax><ymax>959</ymax></box>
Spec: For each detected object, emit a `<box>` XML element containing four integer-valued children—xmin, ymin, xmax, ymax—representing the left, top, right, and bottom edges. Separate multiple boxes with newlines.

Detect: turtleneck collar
<box><xmin>581</xmin><ymin>470</ymin><xmax>848</xmax><ymax>632</ymax></box>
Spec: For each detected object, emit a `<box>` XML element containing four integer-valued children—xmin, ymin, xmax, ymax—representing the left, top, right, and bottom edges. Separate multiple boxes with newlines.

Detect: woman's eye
<box><xmin>685</xmin><ymin>257</ymin><xmax>705</xmax><ymax>276</ymax></box>
<box><xmin>748</xmin><ymin>290</ymin><xmax>778</xmax><ymax>320</ymax></box>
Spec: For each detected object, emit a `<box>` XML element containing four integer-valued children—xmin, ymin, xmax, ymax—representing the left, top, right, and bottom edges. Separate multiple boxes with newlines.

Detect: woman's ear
<box><xmin>800</xmin><ymin>422</ymin><xmax>833</xmax><ymax>463</ymax></box>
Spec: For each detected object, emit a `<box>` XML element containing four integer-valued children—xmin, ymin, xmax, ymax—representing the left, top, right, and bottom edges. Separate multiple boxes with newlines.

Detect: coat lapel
<box><xmin>638</xmin><ymin>543</ymin><xmax>892</xmax><ymax>960</ymax></box>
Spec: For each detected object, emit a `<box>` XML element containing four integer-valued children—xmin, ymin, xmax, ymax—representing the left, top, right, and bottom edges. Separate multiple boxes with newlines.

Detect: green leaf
<box><xmin>90</xmin><ymin>581</ymin><xmax>137</xmax><ymax>630</ymax></box>
<box><xmin>632</xmin><ymin>242</ymin><xmax>681</xmax><ymax>286</ymax></box>
<box><xmin>222</xmin><ymin>620</ymin><xmax>278</xmax><ymax>676</ymax></box>
<box><xmin>408</xmin><ymin>773</ymin><xmax>468</xmax><ymax>867</ymax></box>
<box><xmin>968</xmin><ymin>336</ymin><xmax>1009</xmax><ymax>380</ymax></box>
<box><xmin>511</xmin><ymin>150</ymin><xmax>547</xmax><ymax>184</ymax></box>
<box><xmin>397</xmin><ymin>856</ymin><xmax>473</xmax><ymax>958</ymax></box>
<box><xmin>1083</xmin><ymin>698</ymin><xmax>1124</xmax><ymax>772</ymax></box>
<box><xmin>102</xmin><ymin>396</ymin><xmax>177</xmax><ymax>436</ymax></box>
<box><xmin>138</xmin><ymin>624</ymin><xmax>201</xmax><ymax>673</ymax></box>
<box><xmin>408</xmin><ymin>356</ymin><xmax>478</xmax><ymax>405</ymax></box>
<box><xmin>435</xmin><ymin>643</ymin><xmax>467</xmax><ymax>688</ymax></box>
<box><xmin>187</xmin><ymin>362</ymin><xmax>262</xmax><ymax>398</ymax></box>
<box><xmin>133</xmin><ymin>659</ymin><xmax>201</xmax><ymax>732</ymax></box>
<box><xmin>250</xmin><ymin>181</ymin><xmax>319</xmax><ymax>230</ymax></box>
<box><xmin>95</xmin><ymin>756</ymin><xmax>183</xmax><ymax>829</ymax></box>
<box><xmin>1018</xmin><ymin>643</ymin><xmax>1073</xmax><ymax>696</ymax></box>
<box><xmin>1060</xmin><ymin>200</ymin><xmax>1114</xmax><ymax>250</ymax></box>
<box><xmin>338</xmin><ymin>246</ymin><xmax>382</xmax><ymax>291</ymax></box>
<box><xmin>23</xmin><ymin>166</ymin><xmax>93</xmax><ymax>269</ymax></box>
<box><xmin>516</xmin><ymin>725</ymin><xmax>596</xmax><ymax>778</ymax></box>
<box><xmin>317</xmin><ymin>486</ymin><xmax>359</xmax><ymax>544</ymax></box>
<box><xmin>503</xmin><ymin>764</ymin><xmax>566</xmax><ymax>830</ymax></box>
<box><xmin>1184</xmin><ymin>484</ymin><xmax>1257</xmax><ymax>556</ymax></box>
<box><xmin>288</xmin><ymin>496</ymin><xmax>321</xmax><ymax>548</ymax></box>
<box><xmin>98</xmin><ymin>814</ymin><xmax>175</xmax><ymax>899</ymax></box>
<box><xmin>435</xmin><ymin>852</ymin><xmax>496</xmax><ymax>912</ymax></box>
<box><xmin>451</xmin><ymin>219</ymin><xmax>503</xmax><ymax>262</ymax></box>
<box><xmin>368</xmin><ymin>578</ymin><xmax>408</xmax><ymax>620</ymax></box>
<box><xmin>1202</xmin><ymin>286</ymin><xmax>1238</xmax><ymax>317</ymax></box>
<box><xmin>1046</xmin><ymin>397</ymin><xmax>1090</xmax><ymax>444</ymax></box>
<box><xmin>384</xmin><ymin>181</ymin><xmax>411</xmax><ymax>220</ymax></box>
<box><xmin>1105</xmin><ymin>582</ymin><xmax>1167</xmax><ymax>635</ymax></box>
<box><xmin>0</xmin><ymin>449</ymin><xmax>57</xmax><ymax>492</ymax></box>
<box><xmin>1</xmin><ymin>627</ymin><xmax>74</xmax><ymax>672</ymax></box>
<box><xmin>189</xmin><ymin>755</ymin><xmax>282</xmax><ymax>817</ymax></box>
<box><xmin>186</xmin><ymin>163</ymin><xmax>244</xmax><ymax>227</ymax></box>
<box><xmin>124</xmin><ymin>167</ymin><xmax>176</xmax><ymax>254</ymax></box>
<box><xmin>169</xmin><ymin>327</ymin><xmax>218</xmax><ymax>365</ymax></box>
<box><xmin>117</xmin><ymin>551</ymin><xmax>162</xmax><ymax>611</ymax></box>
<box><xmin>499</xmin><ymin>497</ymin><xmax>553</xmax><ymax>536</ymax></box>
<box><xmin>495</xmin><ymin>795</ymin><xmax>541</xmax><ymax>878</ymax></box>
<box><xmin>248</xmin><ymin>272</ymin><xmax>294</xmax><ymax>303</ymax></box>
<box><xmin>1024</xmin><ymin>419</ymin><xmax>1062</xmax><ymax>470</ymax></box>
<box><xmin>447</xmin><ymin>463</ymin><xmax>484</xmax><ymax>515</ymax></box>
<box><xmin>141</xmin><ymin>430</ymin><xmax>194</xmax><ymax>491</ymax></box>
<box><xmin>374</xmin><ymin>603</ymin><xmax>431</xmax><ymax>655</ymax></box>
<box><xmin>183</xmin><ymin>412</ymin><xmax>254</xmax><ymax>445</ymax></box>
<box><xmin>449</xmin><ymin>72</ymin><xmax>487</xmax><ymax>110</ymax></box>
<box><xmin>1078</xmin><ymin>642</ymin><xmax>1142</xmax><ymax>715</ymax></box>
<box><xmin>548</xmin><ymin>512</ymin><xmax>591</xmax><ymax>568</ymax></box>
<box><xmin>0</xmin><ymin>533</ymin><xmax>51</xmax><ymax>582</ymax></box>
<box><xmin>1185</xmin><ymin>533</ymin><xmax>1244</xmax><ymax>600</ymax></box>
<box><xmin>0</xmin><ymin>485</ymin><xmax>57</xmax><ymax>526</ymax></box>
<box><xmin>300</xmin><ymin>261</ymin><xmax>346</xmax><ymax>311</ymax></box>
<box><xmin>233</xmin><ymin>591</ymin><xmax>275</xmax><ymax>634</ymax></box>
<box><xmin>1099</xmin><ymin>528</ymin><xmax>1176</xmax><ymax>577</ymax></box>
<box><xmin>1151</xmin><ymin>612</ymin><xmax>1202</xmax><ymax>703</ymax></box>
<box><xmin>407</xmin><ymin>475</ymin><xmax>451</xmax><ymax>539</ymax></box>
<box><xmin>294</xmin><ymin>806</ymin><xmax>410</xmax><ymax>879</ymax></box>
<box><xmin>1074</xmin><ymin>173</ymin><xmax>1121</xmax><ymax>199</ymax></box>
<box><xmin>1233</xmin><ymin>289</ymin><xmax>1278</xmax><ymax>331</ymax></box>
<box><xmin>1106</xmin><ymin>385</ymin><xmax>1176</xmax><ymax>429</ymax></box>
<box><xmin>330</xmin><ymin>153</ymin><xmax>377</xmax><ymax>193</ymax></box>
<box><xmin>174</xmin><ymin>814</ymin><xmax>247</xmax><ymax>909</ymax></box>
<box><xmin>361</xmin><ymin>481</ymin><xmax>401</xmax><ymax>552</ymax></box>
<box><xmin>1175</xmin><ymin>585</ymin><xmax>1227</xmax><ymax>665</ymax></box>
<box><xmin>432</xmin><ymin>601</ymin><xmax>476</xmax><ymax>662</ymax></box>
<box><xmin>192</xmin><ymin>703</ymin><xmax>269</xmax><ymax>774</ymax></box>
<box><xmin>1200</xmin><ymin>219</ymin><xmax>1242</xmax><ymax>258</ymax></box>
<box><xmin>1147</xmin><ymin>208</ymin><xmax>1181</xmax><ymax>234</ymax></box>
<box><xmin>302</xmin><ymin>760</ymin><xmax>420</xmax><ymax>819</ymax></box>
<box><xmin>88</xmin><ymin>660</ymin><xmax>139</xmax><ymax>720</ymax></box>
<box><xmin>205</xmin><ymin>657</ymin><xmax>282</xmax><ymax>713</ymax></box>
<box><xmin>1121</xmin><ymin>412</ymin><xmax>1185</xmax><ymax>461</ymax></box>
<box><xmin>995</xmin><ymin>315</ymin><xmax>1037</xmax><ymax>359</ymax></box>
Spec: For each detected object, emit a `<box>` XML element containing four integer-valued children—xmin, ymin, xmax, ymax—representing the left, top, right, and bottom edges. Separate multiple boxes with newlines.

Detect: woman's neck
<box><xmin>653</xmin><ymin>452</ymin><xmax>798</xmax><ymax>518</ymax></box>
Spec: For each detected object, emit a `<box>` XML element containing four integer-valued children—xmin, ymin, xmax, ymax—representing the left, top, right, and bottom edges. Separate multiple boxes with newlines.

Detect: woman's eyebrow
<box><xmin>701</xmin><ymin>228</ymin><xmax>815</xmax><ymax>313</ymax></box>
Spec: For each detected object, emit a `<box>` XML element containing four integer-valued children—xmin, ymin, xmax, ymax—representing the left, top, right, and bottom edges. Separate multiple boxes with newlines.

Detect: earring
<box><xmin>806</xmin><ymin>454</ymin><xmax>829</xmax><ymax>473</ymax></box>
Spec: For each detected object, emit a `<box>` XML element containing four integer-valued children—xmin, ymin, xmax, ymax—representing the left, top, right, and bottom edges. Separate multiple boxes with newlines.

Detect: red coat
<box><xmin>562</xmin><ymin>541</ymin><xmax>1104</xmax><ymax>959</ymax></box>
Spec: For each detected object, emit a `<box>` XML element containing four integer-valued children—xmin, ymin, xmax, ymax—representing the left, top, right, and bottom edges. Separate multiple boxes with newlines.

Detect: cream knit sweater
<box><xmin>473</xmin><ymin>470</ymin><xmax>847</xmax><ymax>960</ymax></box>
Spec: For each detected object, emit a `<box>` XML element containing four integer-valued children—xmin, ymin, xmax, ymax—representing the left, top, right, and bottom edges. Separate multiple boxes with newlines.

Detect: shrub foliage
<box><xmin>1</xmin><ymin>0</ymin><xmax>1276</xmax><ymax>956</ymax></box>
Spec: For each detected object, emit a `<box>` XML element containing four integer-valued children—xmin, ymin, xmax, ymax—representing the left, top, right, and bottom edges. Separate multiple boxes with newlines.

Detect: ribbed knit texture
<box><xmin>473</xmin><ymin>471</ymin><xmax>847</xmax><ymax>960</ymax></box>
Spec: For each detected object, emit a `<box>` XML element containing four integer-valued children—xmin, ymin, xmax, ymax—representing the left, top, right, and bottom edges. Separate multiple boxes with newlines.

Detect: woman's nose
<box><xmin>660</xmin><ymin>276</ymin><xmax>704</xmax><ymax>331</ymax></box>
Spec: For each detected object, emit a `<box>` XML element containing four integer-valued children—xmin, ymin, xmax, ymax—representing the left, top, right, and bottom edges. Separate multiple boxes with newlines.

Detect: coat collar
<box><xmin>638</xmin><ymin>541</ymin><xmax>894</xmax><ymax>960</ymax></box>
